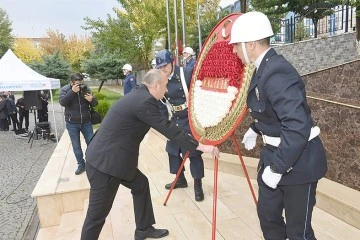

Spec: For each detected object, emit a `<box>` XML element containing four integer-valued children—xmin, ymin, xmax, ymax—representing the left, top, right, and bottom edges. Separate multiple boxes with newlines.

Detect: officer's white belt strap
<box><xmin>261</xmin><ymin>126</ymin><xmax>320</xmax><ymax>147</ymax></box>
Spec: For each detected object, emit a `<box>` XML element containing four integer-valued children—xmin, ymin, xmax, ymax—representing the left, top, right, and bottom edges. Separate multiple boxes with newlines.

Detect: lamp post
<box><xmin>345</xmin><ymin>0</ymin><xmax>349</xmax><ymax>32</ymax></box>
<box><xmin>174</xmin><ymin>0</ymin><xmax>180</xmax><ymax>65</ymax></box>
<box><xmin>166</xmin><ymin>0</ymin><xmax>171</xmax><ymax>49</ymax></box>
<box><xmin>197</xmin><ymin>0</ymin><xmax>202</xmax><ymax>51</ymax></box>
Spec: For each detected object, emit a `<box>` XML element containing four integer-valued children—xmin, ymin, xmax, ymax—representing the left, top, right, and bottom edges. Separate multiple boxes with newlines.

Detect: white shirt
<box><xmin>254</xmin><ymin>47</ymin><xmax>271</xmax><ymax>70</ymax></box>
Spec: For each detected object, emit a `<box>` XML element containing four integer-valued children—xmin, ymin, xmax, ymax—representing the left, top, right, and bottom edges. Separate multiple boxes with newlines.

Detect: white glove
<box><xmin>262</xmin><ymin>166</ymin><xmax>282</xmax><ymax>189</ymax></box>
<box><xmin>242</xmin><ymin>128</ymin><xmax>257</xmax><ymax>150</ymax></box>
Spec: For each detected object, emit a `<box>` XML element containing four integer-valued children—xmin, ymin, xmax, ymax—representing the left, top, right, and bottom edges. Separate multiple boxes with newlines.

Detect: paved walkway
<box><xmin>0</xmin><ymin>100</ymin><xmax>65</xmax><ymax>240</ymax></box>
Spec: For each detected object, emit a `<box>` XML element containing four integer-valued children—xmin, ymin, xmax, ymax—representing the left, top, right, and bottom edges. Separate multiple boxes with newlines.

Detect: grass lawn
<box><xmin>92</xmin><ymin>88</ymin><xmax>121</xmax><ymax>106</ymax></box>
<box><xmin>50</xmin><ymin>87</ymin><xmax>121</xmax><ymax>106</ymax></box>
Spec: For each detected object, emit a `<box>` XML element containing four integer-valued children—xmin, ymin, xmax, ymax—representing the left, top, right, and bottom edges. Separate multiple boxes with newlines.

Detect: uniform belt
<box><xmin>172</xmin><ymin>103</ymin><xmax>187</xmax><ymax>112</ymax></box>
<box><xmin>261</xmin><ymin>126</ymin><xmax>320</xmax><ymax>147</ymax></box>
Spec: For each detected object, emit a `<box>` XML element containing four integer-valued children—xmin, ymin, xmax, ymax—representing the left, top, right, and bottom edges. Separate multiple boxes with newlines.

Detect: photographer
<box><xmin>59</xmin><ymin>73</ymin><xmax>98</xmax><ymax>175</ymax></box>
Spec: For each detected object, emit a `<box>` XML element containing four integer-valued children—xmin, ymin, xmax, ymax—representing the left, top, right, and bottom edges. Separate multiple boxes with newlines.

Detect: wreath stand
<box><xmin>163</xmin><ymin>134</ymin><xmax>257</xmax><ymax>240</ymax></box>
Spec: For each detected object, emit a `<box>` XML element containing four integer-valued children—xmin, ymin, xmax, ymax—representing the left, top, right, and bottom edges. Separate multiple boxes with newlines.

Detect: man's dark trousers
<box><xmin>257</xmin><ymin>167</ymin><xmax>317</xmax><ymax>240</ymax></box>
<box><xmin>81</xmin><ymin>163</ymin><xmax>156</xmax><ymax>240</ymax></box>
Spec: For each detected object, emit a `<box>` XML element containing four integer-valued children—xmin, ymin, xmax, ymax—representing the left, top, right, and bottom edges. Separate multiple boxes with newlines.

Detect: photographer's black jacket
<box><xmin>59</xmin><ymin>84</ymin><xmax>98</xmax><ymax>124</ymax></box>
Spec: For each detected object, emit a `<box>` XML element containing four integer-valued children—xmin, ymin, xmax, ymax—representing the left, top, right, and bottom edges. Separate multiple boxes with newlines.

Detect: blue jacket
<box><xmin>123</xmin><ymin>72</ymin><xmax>137</xmax><ymax>95</ymax></box>
<box><xmin>247</xmin><ymin>48</ymin><xmax>327</xmax><ymax>185</ymax></box>
<box><xmin>185</xmin><ymin>58</ymin><xmax>196</xmax><ymax>69</ymax></box>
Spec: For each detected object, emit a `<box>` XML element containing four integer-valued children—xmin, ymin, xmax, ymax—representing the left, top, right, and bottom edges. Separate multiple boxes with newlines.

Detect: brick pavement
<box><xmin>0</xmin><ymin>101</ymin><xmax>65</xmax><ymax>240</ymax></box>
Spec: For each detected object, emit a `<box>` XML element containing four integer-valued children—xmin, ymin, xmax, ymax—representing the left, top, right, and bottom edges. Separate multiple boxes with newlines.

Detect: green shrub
<box><xmin>60</xmin><ymin>79</ymin><xmax>69</xmax><ymax>87</ymax></box>
<box><xmin>94</xmin><ymin>99</ymin><xmax>110</xmax><ymax>119</ymax></box>
<box><xmin>93</xmin><ymin>92</ymin><xmax>106</xmax><ymax>101</ymax></box>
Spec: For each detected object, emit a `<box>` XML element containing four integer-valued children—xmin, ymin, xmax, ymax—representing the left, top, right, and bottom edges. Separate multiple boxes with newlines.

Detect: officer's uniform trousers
<box><xmin>247</xmin><ymin>49</ymin><xmax>327</xmax><ymax>240</ymax></box>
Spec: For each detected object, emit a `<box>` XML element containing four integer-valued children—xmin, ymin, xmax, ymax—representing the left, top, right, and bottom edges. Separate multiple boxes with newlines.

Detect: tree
<box><xmin>41</xmin><ymin>29</ymin><xmax>67</xmax><ymax>55</ymax></box>
<box><xmin>349</xmin><ymin>0</ymin><xmax>360</xmax><ymax>40</ymax></box>
<box><xmin>250</xmin><ymin>0</ymin><xmax>344</xmax><ymax>38</ymax></box>
<box><xmin>83</xmin><ymin>0</ymin><xmax>221</xmax><ymax>70</ymax></box>
<box><xmin>29</xmin><ymin>51</ymin><xmax>71</xmax><ymax>86</ymax></box>
<box><xmin>13</xmin><ymin>38</ymin><xmax>42</xmax><ymax>63</ymax></box>
<box><xmin>82</xmin><ymin>51</ymin><xmax>125</xmax><ymax>92</ymax></box>
<box><xmin>0</xmin><ymin>8</ymin><xmax>13</xmax><ymax>57</ymax></box>
<box><xmin>186</xmin><ymin>0</ymin><xmax>224</xmax><ymax>54</ymax></box>
<box><xmin>64</xmin><ymin>34</ymin><xmax>94</xmax><ymax>72</ymax></box>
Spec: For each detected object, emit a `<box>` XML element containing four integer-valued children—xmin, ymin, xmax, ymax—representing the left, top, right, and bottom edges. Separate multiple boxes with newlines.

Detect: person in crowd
<box><xmin>155</xmin><ymin>49</ymin><xmax>205</xmax><ymax>202</ymax></box>
<box><xmin>182</xmin><ymin>47</ymin><xmax>196</xmax><ymax>68</ymax></box>
<box><xmin>151</xmin><ymin>59</ymin><xmax>157</xmax><ymax>69</ymax></box>
<box><xmin>5</xmin><ymin>94</ymin><xmax>19</xmax><ymax>131</ymax></box>
<box><xmin>229</xmin><ymin>11</ymin><xmax>327</xmax><ymax>240</ymax></box>
<box><xmin>122</xmin><ymin>64</ymin><xmax>137</xmax><ymax>95</ymax></box>
<box><xmin>0</xmin><ymin>94</ymin><xmax>9</xmax><ymax>131</ymax></box>
<box><xmin>8</xmin><ymin>91</ymin><xmax>15</xmax><ymax>101</ymax></box>
<box><xmin>59</xmin><ymin>73</ymin><xmax>98</xmax><ymax>175</ymax></box>
<box><xmin>81</xmin><ymin>69</ymin><xmax>220</xmax><ymax>240</ymax></box>
<box><xmin>16</xmin><ymin>95</ymin><xmax>30</xmax><ymax>131</ymax></box>
<box><xmin>37</xmin><ymin>91</ymin><xmax>49</xmax><ymax>122</ymax></box>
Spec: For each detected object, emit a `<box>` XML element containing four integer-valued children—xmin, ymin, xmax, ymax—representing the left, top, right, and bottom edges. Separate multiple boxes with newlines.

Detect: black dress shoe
<box><xmin>134</xmin><ymin>226</ymin><xmax>169</xmax><ymax>240</ymax></box>
<box><xmin>194</xmin><ymin>179</ymin><xmax>204</xmax><ymax>202</ymax></box>
<box><xmin>165</xmin><ymin>176</ymin><xmax>188</xmax><ymax>190</ymax></box>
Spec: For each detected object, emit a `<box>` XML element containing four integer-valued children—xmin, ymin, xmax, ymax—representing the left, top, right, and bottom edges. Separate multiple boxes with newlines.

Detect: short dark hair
<box><xmin>71</xmin><ymin>73</ymin><xmax>84</xmax><ymax>81</ymax></box>
<box><xmin>257</xmin><ymin>37</ymin><xmax>270</xmax><ymax>46</ymax></box>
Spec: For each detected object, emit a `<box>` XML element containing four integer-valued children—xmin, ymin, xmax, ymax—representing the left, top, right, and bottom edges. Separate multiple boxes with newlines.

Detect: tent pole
<box><xmin>50</xmin><ymin>90</ymin><xmax>59</xmax><ymax>143</ymax></box>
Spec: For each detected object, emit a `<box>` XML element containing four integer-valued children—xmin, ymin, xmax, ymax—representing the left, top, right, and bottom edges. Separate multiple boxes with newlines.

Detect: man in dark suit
<box><xmin>229</xmin><ymin>12</ymin><xmax>327</xmax><ymax>240</ymax></box>
<box><xmin>81</xmin><ymin>69</ymin><xmax>220</xmax><ymax>240</ymax></box>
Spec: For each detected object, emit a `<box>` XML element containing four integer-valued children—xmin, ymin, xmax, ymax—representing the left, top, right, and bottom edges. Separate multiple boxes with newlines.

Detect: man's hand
<box><xmin>84</xmin><ymin>93</ymin><xmax>93</xmax><ymax>102</ymax></box>
<box><xmin>242</xmin><ymin>128</ymin><xmax>257</xmax><ymax>150</ymax></box>
<box><xmin>71</xmin><ymin>84</ymin><xmax>81</xmax><ymax>93</ymax></box>
<box><xmin>197</xmin><ymin>143</ymin><xmax>220</xmax><ymax>158</ymax></box>
<box><xmin>262</xmin><ymin>166</ymin><xmax>282</xmax><ymax>189</ymax></box>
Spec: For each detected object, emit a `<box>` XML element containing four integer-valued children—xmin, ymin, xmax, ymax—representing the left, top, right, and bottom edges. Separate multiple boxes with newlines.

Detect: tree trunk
<box><xmin>98</xmin><ymin>80</ymin><xmax>105</xmax><ymax>92</ymax></box>
<box><xmin>313</xmin><ymin>19</ymin><xmax>318</xmax><ymax>38</ymax></box>
<box><xmin>240</xmin><ymin>0</ymin><xmax>247</xmax><ymax>13</ymax></box>
<box><xmin>356</xmin><ymin>16</ymin><xmax>360</xmax><ymax>41</ymax></box>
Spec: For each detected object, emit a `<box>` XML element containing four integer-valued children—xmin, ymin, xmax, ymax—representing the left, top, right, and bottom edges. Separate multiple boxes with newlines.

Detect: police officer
<box><xmin>156</xmin><ymin>49</ymin><xmax>205</xmax><ymax>202</ymax></box>
<box><xmin>182</xmin><ymin>47</ymin><xmax>196</xmax><ymax>68</ymax></box>
<box><xmin>122</xmin><ymin>64</ymin><xmax>137</xmax><ymax>95</ymax></box>
<box><xmin>229</xmin><ymin>12</ymin><xmax>327</xmax><ymax>240</ymax></box>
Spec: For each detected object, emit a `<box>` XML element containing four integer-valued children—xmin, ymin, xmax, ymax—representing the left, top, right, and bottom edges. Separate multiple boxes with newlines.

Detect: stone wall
<box><xmin>219</xmin><ymin>60</ymin><xmax>360</xmax><ymax>191</ymax></box>
<box><xmin>273</xmin><ymin>32</ymin><xmax>358</xmax><ymax>75</ymax></box>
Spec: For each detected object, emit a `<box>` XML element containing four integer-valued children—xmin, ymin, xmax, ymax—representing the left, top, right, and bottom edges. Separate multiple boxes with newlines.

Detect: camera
<box><xmin>78</xmin><ymin>84</ymin><xmax>90</xmax><ymax>96</ymax></box>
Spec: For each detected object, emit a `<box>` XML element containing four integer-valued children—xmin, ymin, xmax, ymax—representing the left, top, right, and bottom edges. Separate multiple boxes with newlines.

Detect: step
<box><xmin>32</xmin><ymin>129</ymin><xmax>90</xmax><ymax>228</ymax></box>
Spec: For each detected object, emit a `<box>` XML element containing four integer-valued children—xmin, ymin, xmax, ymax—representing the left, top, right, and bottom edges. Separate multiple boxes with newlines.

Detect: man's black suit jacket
<box><xmin>86</xmin><ymin>84</ymin><xmax>199</xmax><ymax>181</ymax></box>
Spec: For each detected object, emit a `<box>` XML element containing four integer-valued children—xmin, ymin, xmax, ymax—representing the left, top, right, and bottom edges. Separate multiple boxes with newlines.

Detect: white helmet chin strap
<box><xmin>241</xmin><ymin>42</ymin><xmax>250</xmax><ymax>64</ymax></box>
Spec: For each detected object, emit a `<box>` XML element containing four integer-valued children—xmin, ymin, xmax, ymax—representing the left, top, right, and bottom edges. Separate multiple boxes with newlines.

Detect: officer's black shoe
<box><xmin>194</xmin><ymin>179</ymin><xmax>204</xmax><ymax>202</ymax></box>
<box><xmin>165</xmin><ymin>173</ymin><xmax>187</xmax><ymax>190</ymax></box>
<box><xmin>75</xmin><ymin>163</ymin><xmax>85</xmax><ymax>175</ymax></box>
<box><xmin>134</xmin><ymin>226</ymin><xmax>169</xmax><ymax>240</ymax></box>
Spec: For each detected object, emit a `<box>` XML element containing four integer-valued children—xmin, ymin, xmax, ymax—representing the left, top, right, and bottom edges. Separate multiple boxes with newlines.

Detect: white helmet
<box><xmin>151</xmin><ymin>59</ymin><xmax>156</xmax><ymax>65</ymax></box>
<box><xmin>183</xmin><ymin>47</ymin><xmax>194</xmax><ymax>55</ymax></box>
<box><xmin>122</xmin><ymin>64</ymin><xmax>132</xmax><ymax>71</ymax></box>
<box><xmin>229</xmin><ymin>11</ymin><xmax>274</xmax><ymax>44</ymax></box>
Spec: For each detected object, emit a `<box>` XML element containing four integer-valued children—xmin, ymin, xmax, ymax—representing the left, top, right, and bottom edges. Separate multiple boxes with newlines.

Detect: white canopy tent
<box><xmin>0</xmin><ymin>49</ymin><xmax>60</xmax><ymax>142</ymax></box>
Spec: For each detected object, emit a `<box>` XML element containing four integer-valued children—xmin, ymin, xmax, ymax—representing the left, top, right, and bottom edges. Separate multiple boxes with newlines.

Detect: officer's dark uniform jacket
<box><xmin>185</xmin><ymin>58</ymin><xmax>196</xmax><ymax>69</ymax></box>
<box><xmin>159</xmin><ymin>65</ymin><xmax>202</xmax><ymax>158</ymax></box>
<box><xmin>59</xmin><ymin>85</ymin><xmax>98</xmax><ymax>124</ymax></box>
<box><xmin>123</xmin><ymin>72</ymin><xmax>137</xmax><ymax>95</ymax></box>
<box><xmin>248</xmin><ymin>48</ymin><xmax>327</xmax><ymax>185</ymax></box>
